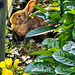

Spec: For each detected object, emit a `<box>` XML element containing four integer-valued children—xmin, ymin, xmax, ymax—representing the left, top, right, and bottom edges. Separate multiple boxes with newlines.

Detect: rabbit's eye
<box><xmin>18</xmin><ymin>15</ymin><xmax>21</xmax><ymax>18</ymax></box>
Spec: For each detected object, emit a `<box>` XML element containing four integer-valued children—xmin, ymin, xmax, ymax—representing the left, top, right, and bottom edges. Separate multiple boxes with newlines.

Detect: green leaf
<box><xmin>26</xmin><ymin>26</ymin><xmax>55</xmax><ymax>38</ymax></box>
<box><xmin>64</xmin><ymin>1</ymin><xmax>75</xmax><ymax>10</ymax></box>
<box><xmin>61</xmin><ymin>23</ymin><xmax>75</xmax><ymax>31</ymax></box>
<box><xmin>50</xmin><ymin>47</ymin><xmax>60</xmax><ymax>52</ymax></box>
<box><xmin>42</xmin><ymin>38</ymin><xmax>59</xmax><ymax>49</ymax></box>
<box><xmin>54</xmin><ymin>23</ymin><xmax>74</xmax><ymax>33</ymax></box>
<box><xmin>58</xmin><ymin>15</ymin><xmax>66</xmax><ymax>24</ymax></box>
<box><xmin>60</xmin><ymin>0</ymin><xmax>64</xmax><ymax>15</ymax></box>
<box><xmin>69</xmin><ymin>66</ymin><xmax>75</xmax><ymax>72</ymax></box>
<box><xmin>29</xmin><ymin>13</ymin><xmax>37</xmax><ymax>17</ymax></box>
<box><xmin>63</xmin><ymin>0</ymin><xmax>75</xmax><ymax>4</ymax></box>
<box><xmin>51</xmin><ymin>2</ymin><xmax>60</xmax><ymax>7</ymax></box>
<box><xmin>63</xmin><ymin>41</ymin><xmax>74</xmax><ymax>52</ymax></box>
<box><xmin>33</xmin><ymin>6</ymin><xmax>47</xmax><ymax>13</ymax></box>
<box><xmin>30</xmin><ymin>51</ymin><xmax>52</xmax><ymax>56</ymax></box>
<box><xmin>58</xmin><ymin>31</ymin><xmax>72</xmax><ymax>48</ymax></box>
<box><xmin>67</xmin><ymin>9</ymin><xmax>75</xmax><ymax>15</ymax></box>
<box><xmin>54</xmin><ymin>25</ymin><xmax>63</xmax><ymax>33</ymax></box>
<box><xmin>25</xmin><ymin>62</ymin><xmax>55</xmax><ymax>74</ymax></box>
<box><xmin>53</xmin><ymin>50</ymin><xmax>75</xmax><ymax>66</ymax></box>
<box><xmin>43</xmin><ymin>73</ymin><xmax>55</xmax><ymax>75</ymax></box>
<box><xmin>72</xmin><ymin>28</ymin><xmax>75</xmax><ymax>40</ymax></box>
<box><xmin>35</xmin><ymin>55</ymin><xmax>51</xmax><ymax>60</ymax></box>
<box><xmin>40</xmin><ymin>57</ymin><xmax>55</xmax><ymax>64</ymax></box>
<box><xmin>35</xmin><ymin>55</ymin><xmax>55</xmax><ymax>64</ymax></box>
<box><xmin>48</xmin><ymin>13</ymin><xmax>61</xmax><ymax>24</ymax></box>
<box><xmin>71</xmin><ymin>48</ymin><xmax>75</xmax><ymax>55</ymax></box>
<box><xmin>48</xmin><ymin>10</ymin><xmax>57</xmax><ymax>14</ymax></box>
<box><xmin>65</xmin><ymin>13</ymin><xmax>74</xmax><ymax>25</ymax></box>
<box><xmin>34</xmin><ymin>12</ymin><xmax>46</xmax><ymax>20</ymax></box>
<box><xmin>55</xmin><ymin>64</ymin><xmax>72</xmax><ymax>74</ymax></box>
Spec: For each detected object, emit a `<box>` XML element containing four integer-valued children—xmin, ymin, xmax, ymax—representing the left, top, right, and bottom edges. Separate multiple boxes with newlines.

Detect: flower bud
<box><xmin>5</xmin><ymin>58</ymin><xmax>12</xmax><ymax>68</ymax></box>
<box><xmin>14</xmin><ymin>59</ymin><xmax>19</xmax><ymax>69</ymax></box>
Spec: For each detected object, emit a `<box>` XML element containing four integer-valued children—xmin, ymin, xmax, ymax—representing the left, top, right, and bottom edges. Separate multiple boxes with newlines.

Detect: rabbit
<box><xmin>10</xmin><ymin>0</ymin><xmax>53</xmax><ymax>37</ymax></box>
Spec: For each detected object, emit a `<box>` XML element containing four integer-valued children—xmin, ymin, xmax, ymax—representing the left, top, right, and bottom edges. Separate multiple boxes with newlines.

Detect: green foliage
<box><xmin>68</xmin><ymin>8</ymin><xmax>75</xmax><ymax>15</ymax></box>
<box><xmin>48</xmin><ymin>12</ymin><xmax>61</xmax><ymax>24</ymax></box>
<box><xmin>30</xmin><ymin>51</ymin><xmax>52</xmax><ymax>56</ymax></box>
<box><xmin>42</xmin><ymin>38</ymin><xmax>59</xmax><ymax>48</ymax></box>
<box><xmin>25</xmin><ymin>40</ymin><xmax>75</xmax><ymax>75</ymax></box>
<box><xmin>26</xmin><ymin>26</ymin><xmax>55</xmax><ymax>37</ymax></box>
<box><xmin>51</xmin><ymin>2</ymin><xmax>60</xmax><ymax>7</ymax></box>
<box><xmin>26</xmin><ymin>0</ymin><xmax>75</xmax><ymax>47</ymax></box>
<box><xmin>25</xmin><ymin>62</ymin><xmax>55</xmax><ymax>75</ymax></box>
<box><xmin>63</xmin><ymin>41</ymin><xmax>74</xmax><ymax>51</ymax></box>
<box><xmin>25</xmin><ymin>0</ymin><xmax>75</xmax><ymax>75</ymax></box>
<box><xmin>72</xmin><ymin>28</ymin><xmax>75</xmax><ymax>40</ymax></box>
<box><xmin>25</xmin><ymin>55</ymin><xmax>55</xmax><ymax>74</ymax></box>
<box><xmin>55</xmin><ymin>64</ymin><xmax>72</xmax><ymax>74</ymax></box>
<box><xmin>33</xmin><ymin>6</ymin><xmax>47</xmax><ymax>13</ymax></box>
<box><xmin>53</xmin><ymin>50</ymin><xmax>75</xmax><ymax>66</ymax></box>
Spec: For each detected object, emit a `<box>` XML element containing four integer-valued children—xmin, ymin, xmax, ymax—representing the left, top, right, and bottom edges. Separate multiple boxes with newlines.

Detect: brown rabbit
<box><xmin>10</xmin><ymin>0</ymin><xmax>53</xmax><ymax>37</ymax></box>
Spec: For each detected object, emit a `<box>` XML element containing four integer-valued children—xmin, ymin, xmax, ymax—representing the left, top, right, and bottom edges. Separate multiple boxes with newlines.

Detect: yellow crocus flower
<box><xmin>22</xmin><ymin>73</ymin><xmax>29</xmax><ymax>75</ymax></box>
<box><xmin>2</xmin><ymin>69</ymin><xmax>13</xmax><ymax>75</ymax></box>
<box><xmin>0</xmin><ymin>61</ymin><xmax>6</xmax><ymax>69</ymax></box>
<box><xmin>5</xmin><ymin>69</ymin><xmax>13</xmax><ymax>75</ymax></box>
<box><xmin>14</xmin><ymin>59</ymin><xmax>19</xmax><ymax>69</ymax></box>
<box><xmin>2</xmin><ymin>68</ymin><xmax>8</xmax><ymax>75</ymax></box>
<box><xmin>5</xmin><ymin>58</ymin><xmax>12</xmax><ymax>68</ymax></box>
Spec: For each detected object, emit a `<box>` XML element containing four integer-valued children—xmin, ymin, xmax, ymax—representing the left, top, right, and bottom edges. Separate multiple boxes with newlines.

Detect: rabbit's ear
<box><xmin>24</xmin><ymin>0</ymin><xmax>36</xmax><ymax>16</ymax></box>
<box><xmin>28</xmin><ymin>1</ymin><xmax>36</xmax><ymax>14</ymax></box>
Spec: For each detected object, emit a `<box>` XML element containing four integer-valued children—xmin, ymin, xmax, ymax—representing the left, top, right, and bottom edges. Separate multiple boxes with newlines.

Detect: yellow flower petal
<box><xmin>0</xmin><ymin>61</ymin><xmax>6</xmax><ymax>69</ymax></box>
<box><xmin>14</xmin><ymin>59</ymin><xmax>19</xmax><ymax>69</ymax></box>
<box><xmin>5</xmin><ymin>58</ymin><xmax>12</xmax><ymax>68</ymax></box>
<box><xmin>2</xmin><ymin>69</ymin><xmax>13</xmax><ymax>75</ymax></box>
<box><xmin>5</xmin><ymin>69</ymin><xmax>13</xmax><ymax>75</ymax></box>
<box><xmin>22</xmin><ymin>73</ymin><xmax>29</xmax><ymax>75</ymax></box>
<box><xmin>2</xmin><ymin>68</ymin><xmax>8</xmax><ymax>74</ymax></box>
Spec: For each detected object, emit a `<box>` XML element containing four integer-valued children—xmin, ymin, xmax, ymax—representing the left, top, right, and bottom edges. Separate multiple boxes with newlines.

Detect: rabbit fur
<box><xmin>10</xmin><ymin>0</ymin><xmax>53</xmax><ymax>37</ymax></box>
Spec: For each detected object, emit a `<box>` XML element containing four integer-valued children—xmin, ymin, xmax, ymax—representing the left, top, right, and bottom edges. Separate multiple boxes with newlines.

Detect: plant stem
<box><xmin>60</xmin><ymin>0</ymin><xmax>64</xmax><ymax>16</ymax></box>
